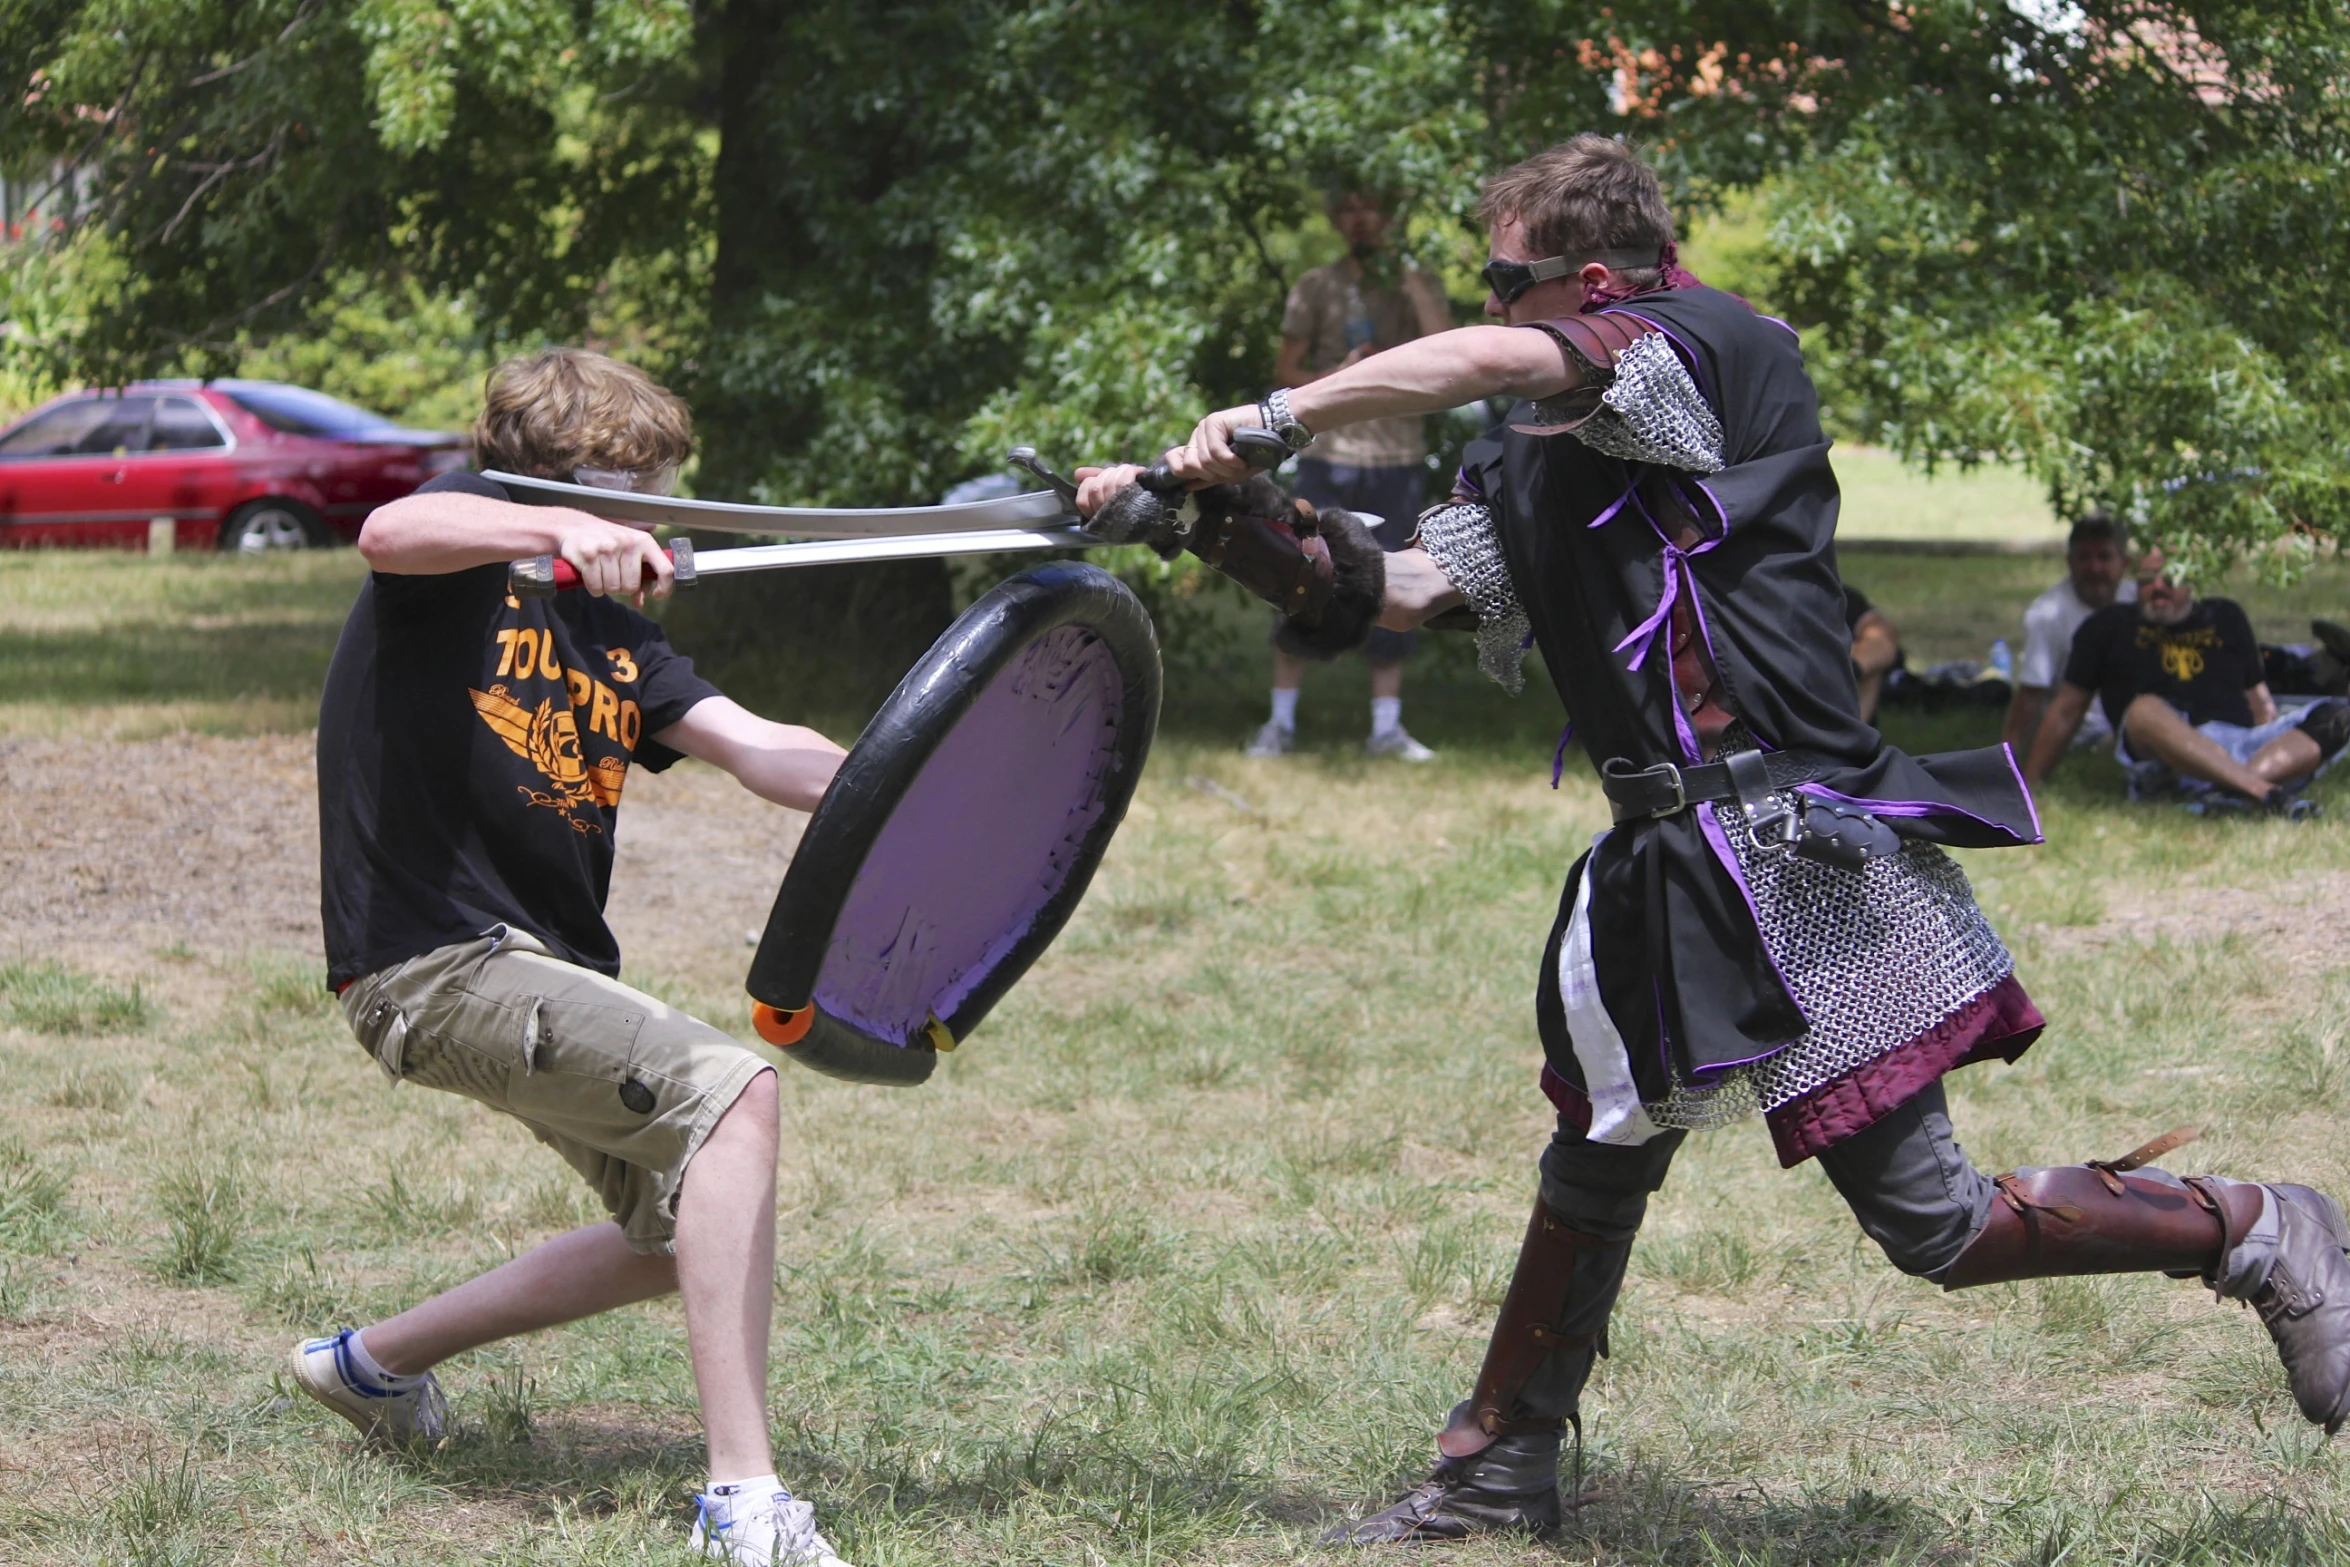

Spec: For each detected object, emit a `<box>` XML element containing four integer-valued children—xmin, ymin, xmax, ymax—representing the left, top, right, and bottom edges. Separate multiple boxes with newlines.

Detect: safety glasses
<box><xmin>1482</xmin><ymin>248</ymin><xmax>1665</xmax><ymax>304</ymax></box>
<box><xmin>1480</xmin><ymin>254</ymin><xmax>1576</xmax><ymax>305</ymax></box>
<box><xmin>572</xmin><ymin>464</ymin><xmax>679</xmax><ymax>496</ymax></box>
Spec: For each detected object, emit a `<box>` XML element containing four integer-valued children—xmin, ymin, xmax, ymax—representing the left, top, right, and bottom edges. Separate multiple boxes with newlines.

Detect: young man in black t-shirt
<box><xmin>298</xmin><ymin>349</ymin><xmax>853</xmax><ymax>1566</ymax></box>
<box><xmin>2025</xmin><ymin>547</ymin><xmax>2349</xmax><ymax>811</ymax></box>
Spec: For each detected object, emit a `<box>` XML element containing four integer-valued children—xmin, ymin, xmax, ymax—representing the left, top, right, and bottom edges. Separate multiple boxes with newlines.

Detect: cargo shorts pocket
<box><xmin>346</xmin><ymin>987</ymin><xmax>412</xmax><ymax>1080</ymax></box>
<box><xmin>502</xmin><ymin>995</ymin><xmax>652</xmax><ymax>1138</ymax></box>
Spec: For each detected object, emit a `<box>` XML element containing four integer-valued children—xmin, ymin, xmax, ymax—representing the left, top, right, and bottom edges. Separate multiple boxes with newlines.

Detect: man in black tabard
<box><xmin>1077</xmin><ymin>135</ymin><xmax>2350</xmax><ymax>1543</ymax></box>
<box><xmin>2026</xmin><ymin>546</ymin><xmax>2349</xmax><ymax>813</ymax></box>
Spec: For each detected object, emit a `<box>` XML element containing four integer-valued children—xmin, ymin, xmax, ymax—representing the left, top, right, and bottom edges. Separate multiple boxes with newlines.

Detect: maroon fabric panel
<box><xmin>1765</xmin><ymin>975</ymin><xmax>2044</xmax><ymax>1167</ymax></box>
<box><xmin>1534</xmin><ymin>973</ymin><xmax>2045</xmax><ymax>1167</ymax></box>
<box><xmin>1540</xmin><ymin>1060</ymin><xmax>1594</xmax><ymax>1132</ymax></box>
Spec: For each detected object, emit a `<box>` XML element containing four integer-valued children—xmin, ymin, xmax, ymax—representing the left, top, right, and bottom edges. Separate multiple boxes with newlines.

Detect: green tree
<box><xmin>4</xmin><ymin>0</ymin><xmax>2342</xmax><ymax>578</ymax></box>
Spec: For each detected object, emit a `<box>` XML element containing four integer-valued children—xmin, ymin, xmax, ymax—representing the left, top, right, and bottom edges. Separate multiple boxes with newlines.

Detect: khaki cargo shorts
<box><xmin>339</xmin><ymin>926</ymin><xmax>770</xmax><ymax>1254</ymax></box>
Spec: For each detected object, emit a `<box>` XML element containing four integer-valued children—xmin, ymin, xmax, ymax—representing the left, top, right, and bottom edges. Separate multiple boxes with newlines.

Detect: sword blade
<box><xmin>482</xmin><ymin>470</ymin><xmax>1079</xmax><ymax>538</ymax></box>
<box><xmin>687</xmin><ymin>528</ymin><xmax>1096</xmax><ymax>573</ymax></box>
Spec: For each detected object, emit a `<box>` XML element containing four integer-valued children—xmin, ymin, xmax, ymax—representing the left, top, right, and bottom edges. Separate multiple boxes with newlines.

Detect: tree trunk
<box><xmin>687</xmin><ymin>0</ymin><xmax>953</xmax><ymax>734</ymax></box>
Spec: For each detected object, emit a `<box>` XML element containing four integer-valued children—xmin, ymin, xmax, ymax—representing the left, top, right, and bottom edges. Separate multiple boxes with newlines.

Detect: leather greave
<box><xmin>1939</xmin><ymin>1130</ymin><xmax>2262</xmax><ymax>1291</ymax></box>
<box><xmin>1439</xmin><ymin>1197</ymin><xmax>1631</xmax><ymax>1459</ymax></box>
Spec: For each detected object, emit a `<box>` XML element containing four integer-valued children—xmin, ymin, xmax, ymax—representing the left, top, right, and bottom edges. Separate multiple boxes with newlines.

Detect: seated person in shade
<box><xmin>2002</xmin><ymin>511</ymin><xmax>2135</xmax><ymax>755</ymax></box>
<box><xmin>1844</xmin><ymin>585</ymin><xmax>1901</xmax><ymax>722</ymax></box>
<box><xmin>2025</xmin><ymin>547</ymin><xmax>2350</xmax><ymax>813</ymax></box>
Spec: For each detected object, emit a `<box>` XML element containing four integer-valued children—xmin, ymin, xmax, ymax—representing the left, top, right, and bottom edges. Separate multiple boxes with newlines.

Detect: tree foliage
<box><xmin>2</xmin><ymin>0</ymin><xmax>2343</xmax><ymax>569</ymax></box>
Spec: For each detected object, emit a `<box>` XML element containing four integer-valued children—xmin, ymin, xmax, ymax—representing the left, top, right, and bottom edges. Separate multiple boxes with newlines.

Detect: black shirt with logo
<box><xmin>318</xmin><ymin>471</ymin><xmax>719</xmax><ymax>988</ymax></box>
<box><xmin>2063</xmin><ymin>596</ymin><xmax>2263</xmax><ymax>731</ymax></box>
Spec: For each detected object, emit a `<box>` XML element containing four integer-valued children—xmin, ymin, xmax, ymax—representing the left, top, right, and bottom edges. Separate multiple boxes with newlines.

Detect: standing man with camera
<box><xmin>1248</xmin><ymin>189</ymin><xmax>1455</xmax><ymax>761</ymax></box>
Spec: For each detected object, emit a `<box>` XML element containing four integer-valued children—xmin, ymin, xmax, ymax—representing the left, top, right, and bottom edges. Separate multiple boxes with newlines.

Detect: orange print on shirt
<box><xmin>468</xmin><ymin>684</ymin><xmax>625</xmax><ymax>830</ymax></box>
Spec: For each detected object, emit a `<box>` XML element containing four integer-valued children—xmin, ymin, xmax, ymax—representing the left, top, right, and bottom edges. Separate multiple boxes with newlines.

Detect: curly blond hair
<box><xmin>473</xmin><ymin>349</ymin><xmax>693</xmax><ymax>479</ymax></box>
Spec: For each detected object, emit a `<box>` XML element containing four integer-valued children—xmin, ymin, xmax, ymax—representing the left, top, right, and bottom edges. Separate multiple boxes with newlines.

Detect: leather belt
<box><xmin>1599</xmin><ymin>751</ymin><xmax>1836</xmax><ymax>827</ymax></box>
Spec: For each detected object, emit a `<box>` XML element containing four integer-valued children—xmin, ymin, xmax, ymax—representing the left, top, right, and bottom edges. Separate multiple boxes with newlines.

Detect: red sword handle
<box><xmin>509</xmin><ymin>537</ymin><xmax>697</xmax><ymax>598</ymax></box>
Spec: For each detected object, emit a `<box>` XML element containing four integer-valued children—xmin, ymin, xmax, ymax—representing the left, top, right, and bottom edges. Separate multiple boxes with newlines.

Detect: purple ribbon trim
<box><xmin>1551</xmin><ymin>724</ymin><xmax>1575</xmax><ymax>788</ymax></box>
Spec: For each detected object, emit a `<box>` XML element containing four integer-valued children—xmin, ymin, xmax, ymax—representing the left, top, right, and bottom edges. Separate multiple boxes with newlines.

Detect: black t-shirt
<box><xmin>2063</xmin><ymin>596</ymin><xmax>2262</xmax><ymax>730</ymax></box>
<box><xmin>318</xmin><ymin>471</ymin><xmax>720</xmax><ymax>988</ymax></box>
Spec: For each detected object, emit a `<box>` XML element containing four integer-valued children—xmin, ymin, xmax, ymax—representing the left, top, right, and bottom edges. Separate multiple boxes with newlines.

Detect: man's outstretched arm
<box><xmin>654</xmin><ymin>696</ymin><xmax>846</xmax><ymax>813</ymax></box>
<box><xmin>1172</xmin><ymin>326</ymin><xmax>1580</xmax><ymax>483</ymax></box>
<box><xmin>2003</xmin><ymin>685</ymin><xmax>2051</xmax><ymax>754</ymax></box>
<box><xmin>2023</xmin><ymin>683</ymin><xmax>2095</xmax><ymax>788</ymax></box>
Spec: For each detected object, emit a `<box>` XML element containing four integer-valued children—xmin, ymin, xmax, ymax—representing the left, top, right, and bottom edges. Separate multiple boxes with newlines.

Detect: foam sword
<box><xmin>499</xmin><ymin>437</ymin><xmax>1287</xmax><ymax>597</ymax></box>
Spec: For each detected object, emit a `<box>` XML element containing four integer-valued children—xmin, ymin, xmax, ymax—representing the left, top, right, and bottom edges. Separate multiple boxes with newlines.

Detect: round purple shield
<box><xmin>746</xmin><ymin>562</ymin><xmax>1160</xmax><ymax>1084</ymax></box>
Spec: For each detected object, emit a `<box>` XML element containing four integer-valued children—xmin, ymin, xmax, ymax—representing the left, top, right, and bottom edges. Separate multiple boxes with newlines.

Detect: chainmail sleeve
<box><xmin>1525</xmin><ymin>330</ymin><xmax>1726</xmax><ymax>474</ymax></box>
<box><xmin>1416</xmin><ymin>501</ymin><xmax>1531</xmax><ymax>694</ymax></box>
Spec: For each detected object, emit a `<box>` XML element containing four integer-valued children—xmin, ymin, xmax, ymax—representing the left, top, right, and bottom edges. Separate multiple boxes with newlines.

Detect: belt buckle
<box><xmin>1635</xmin><ymin>761</ymin><xmax>1686</xmax><ymax>819</ymax></box>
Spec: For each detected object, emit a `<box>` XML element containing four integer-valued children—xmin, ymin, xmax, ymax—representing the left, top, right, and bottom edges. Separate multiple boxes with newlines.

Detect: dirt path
<box><xmin>0</xmin><ymin>735</ymin><xmax>801</xmax><ymax>989</ymax></box>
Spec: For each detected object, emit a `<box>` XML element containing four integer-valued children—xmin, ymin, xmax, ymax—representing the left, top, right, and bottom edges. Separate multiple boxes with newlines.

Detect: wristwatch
<box><xmin>1259</xmin><ymin>388</ymin><xmax>1314</xmax><ymax>454</ymax></box>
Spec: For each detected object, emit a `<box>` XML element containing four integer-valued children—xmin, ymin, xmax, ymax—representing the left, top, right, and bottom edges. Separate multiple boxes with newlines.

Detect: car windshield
<box><xmin>220</xmin><ymin>383</ymin><xmax>404</xmax><ymax>439</ymax></box>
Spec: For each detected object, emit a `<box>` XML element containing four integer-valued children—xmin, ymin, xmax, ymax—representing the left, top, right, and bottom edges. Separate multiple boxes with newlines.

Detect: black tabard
<box><xmin>1461</xmin><ymin>286</ymin><xmax>2041</xmax><ymax>1101</ymax></box>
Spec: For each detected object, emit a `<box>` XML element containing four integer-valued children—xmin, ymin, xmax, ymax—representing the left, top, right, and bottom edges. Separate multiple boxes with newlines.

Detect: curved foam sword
<box><xmin>498</xmin><ymin>450</ymin><xmax>1112</xmax><ymax>596</ymax></box>
<box><xmin>484</xmin><ymin>467</ymin><xmax>1078</xmax><ymax>538</ymax></box>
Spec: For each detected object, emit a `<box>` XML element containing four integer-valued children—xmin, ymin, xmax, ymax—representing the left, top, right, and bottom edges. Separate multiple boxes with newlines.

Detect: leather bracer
<box><xmin>1089</xmin><ymin>475</ymin><xmax>1385</xmax><ymax>656</ymax></box>
<box><xmin>1190</xmin><ymin>493</ymin><xmax>1337</xmax><ymax>620</ymax></box>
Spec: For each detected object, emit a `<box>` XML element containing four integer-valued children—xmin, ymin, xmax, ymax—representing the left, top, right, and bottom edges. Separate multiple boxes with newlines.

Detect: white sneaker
<box><xmin>1365</xmin><ymin>727</ymin><xmax>1437</xmax><ymax>762</ymax></box>
<box><xmin>288</xmin><ymin>1330</ymin><xmax>448</xmax><ymax>1445</ymax></box>
<box><xmin>691</xmin><ymin>1484</ymin><xmax>850</xmax><ymax>1566</ymax></box>
<box><xmin>1244</xmin><ymin>720</ymin><xmax>1294</xmax><ymax>758</ymax></box>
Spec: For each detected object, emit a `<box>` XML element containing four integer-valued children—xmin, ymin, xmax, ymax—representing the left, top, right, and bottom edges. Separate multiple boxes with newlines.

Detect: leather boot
<box><xmin>2241</xmin><ymin>1184</ymin><xmax>2350</xmax><ymax>1432</ymax></box>
<box><xmin>1322</xmin><ymin>1198</ymin><xmax>1631</xmax><ymax>1545</ymax></box>
<box><xmin>1322</xmin><ymin>1407</ymin><xmax>1561</xmax><ymax>1544</ymax></box>
<box><xmin>1939</xmin><ymin>1129</ymin><xmax>2350</xmax><ymax>1432</ymax></box>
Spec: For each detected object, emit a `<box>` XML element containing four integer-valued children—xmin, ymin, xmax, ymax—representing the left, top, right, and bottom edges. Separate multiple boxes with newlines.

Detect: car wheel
<box><xmin>220</xmin><ymin>499</ymin><xmax>325</xmax><ymax>555</ymax></box>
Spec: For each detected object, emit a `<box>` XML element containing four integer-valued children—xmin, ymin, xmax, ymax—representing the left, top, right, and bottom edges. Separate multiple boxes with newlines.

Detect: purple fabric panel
<box><xmin>1765</xmin><ymin>974</ymin><xmax>2044</xmax><ymax>1166</ymax></box>
<box><xmin>1793</xmin><ymin>782</ymin><xmax>2033</xmax><ymax>841</ymax></box>
<box><xmin>815</xmin><ymin>626</ymin><xmax>1121</xmax><ymax>1043</ymax></box>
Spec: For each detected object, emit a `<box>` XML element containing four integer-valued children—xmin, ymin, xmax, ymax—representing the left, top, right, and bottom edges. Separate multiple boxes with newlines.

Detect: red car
<box><xmin>0</xmin><ymin>380</ymin><xmax>467</xmax><ymax>552</ymax></box>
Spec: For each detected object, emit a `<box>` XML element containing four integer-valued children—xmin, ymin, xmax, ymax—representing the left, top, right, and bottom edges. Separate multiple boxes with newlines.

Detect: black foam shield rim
<box><xmin>745</xmin><ymin>561</ymin><xmax>1162</xmax><ymax>1061</ymax></box>
<box><xmin>775</xmin><ymin>1010</ymin><xmax>939</xmax><ymax>1086</ymax></box>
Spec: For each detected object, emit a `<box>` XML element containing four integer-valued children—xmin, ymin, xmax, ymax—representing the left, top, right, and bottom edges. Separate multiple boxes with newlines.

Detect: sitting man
<box><xmin>2024</xmin><ymin>546</ymin><xmax>2350</xmax><ymax>813</ymax></box>
<box><xmin>299</xmin><ymin>348</ymin><xmax>853</xmax><ymax>1566</ymax></box>
<box><xmin>1843</xmin><ymin>585</ymin><xmax>1901</xmax><ymax>723</ymax></box>
<box><xmin>2002</xmin><ymin>511</ymin><xmax>2135</xmax><ymax>754</ymax></box>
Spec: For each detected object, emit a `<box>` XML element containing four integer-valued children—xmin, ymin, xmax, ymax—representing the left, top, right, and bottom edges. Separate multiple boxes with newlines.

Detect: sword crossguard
<box><xmin>1005</xmin><ymin>447</ymin><xmax>1082</xmax><ymax>507</ymax></box>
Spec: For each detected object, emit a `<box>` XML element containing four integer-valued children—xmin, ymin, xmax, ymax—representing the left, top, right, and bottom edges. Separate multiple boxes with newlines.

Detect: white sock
<box><xmin>1370</xmin><ymin>696</ymin><xmax>1402</xmax><ymax>738</ymax></box>
<box><xmin>706</xmin><ymin>1472</ymin><xmax>785</xmax><ymax>1512</ymax></box>
<box><xmin>343</xmin><ymin>1328</ymin><xmax>423</xmax><ymax>1390</ymax></box>
<box><xmin>1269</xmin><ymin>687</ymin><xmax>1299</xmax><ymax>730</ymax></box>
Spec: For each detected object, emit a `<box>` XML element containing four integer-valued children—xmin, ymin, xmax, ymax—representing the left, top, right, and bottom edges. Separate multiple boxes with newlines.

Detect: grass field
<box><xmin>2</xmin><ymin>512</ymin><xmax>2347</xmax><ymax>1565</ymax></box>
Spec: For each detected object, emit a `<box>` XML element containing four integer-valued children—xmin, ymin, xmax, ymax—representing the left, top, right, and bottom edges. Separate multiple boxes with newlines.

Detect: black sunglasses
<box><xmin>1482</xmin><ymin>248</ymin><xmax>1666</xmax><ymax>304</ymax></box>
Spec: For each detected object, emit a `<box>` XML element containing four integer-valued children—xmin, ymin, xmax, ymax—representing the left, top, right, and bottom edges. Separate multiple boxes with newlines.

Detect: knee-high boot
<box><xmin>1325</xmin><ymin>1196</ymin><xmax>1633</xmax><ymax>1545</ymax></box>
<box><xmin>1939</xmin><ymin>1128</ymin><xmax>2350</xmax><ymax>1431</ymax></box>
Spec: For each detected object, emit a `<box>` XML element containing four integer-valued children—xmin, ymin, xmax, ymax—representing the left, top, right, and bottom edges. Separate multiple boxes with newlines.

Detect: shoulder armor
<box><xmin>1528</xmin><ymin>312</ymin><xmax>1661</xmax><ymax>375</ymax></box>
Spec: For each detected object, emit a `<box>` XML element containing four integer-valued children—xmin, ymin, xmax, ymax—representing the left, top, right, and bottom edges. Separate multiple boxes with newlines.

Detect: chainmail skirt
<box><xmin>1643</xmin><ymin>781</ymin><xmax>2017</xmax><ymax>1134</ymax></box>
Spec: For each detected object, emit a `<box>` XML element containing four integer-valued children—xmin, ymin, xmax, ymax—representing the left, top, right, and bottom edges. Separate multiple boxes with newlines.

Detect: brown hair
<box><xmin>473</xmin><ymin>348</ymin><xmax>693</xmax><ymax>479</ymax></box>
<box><xmin>1477</xmin><ymin>135</ymin><xmax>1675</xmax><ymax>287</ymax></box>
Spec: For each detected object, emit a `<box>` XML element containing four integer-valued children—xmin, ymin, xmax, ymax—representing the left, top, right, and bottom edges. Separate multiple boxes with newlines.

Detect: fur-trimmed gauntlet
<box><xmin>1090</xmin><ymin>475</ymin><xmax>1385</xmax><ymax>659</ymax></box>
